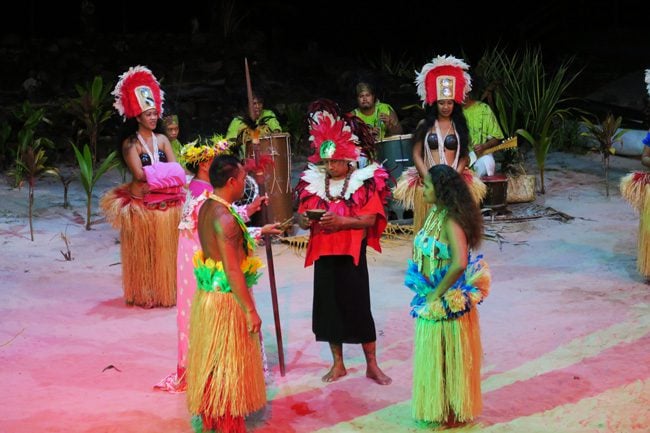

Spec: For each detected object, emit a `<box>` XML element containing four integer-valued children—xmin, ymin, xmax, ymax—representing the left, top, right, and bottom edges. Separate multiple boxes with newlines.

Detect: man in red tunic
<box><xmin>296</xmin><ymin>103</ymin><xmax>392</xmax><ymax>385</ymax></box>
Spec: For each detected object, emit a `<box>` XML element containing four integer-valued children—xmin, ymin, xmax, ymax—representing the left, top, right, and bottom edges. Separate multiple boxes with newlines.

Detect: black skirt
<box><xmin>312</xmin><ymin>240</ymin><xmax>376</xmax><ymax>344</ymax></box>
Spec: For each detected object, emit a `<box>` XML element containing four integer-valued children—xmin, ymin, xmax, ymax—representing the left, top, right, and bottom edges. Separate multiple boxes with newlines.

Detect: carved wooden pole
<box><xmin>245</xmin><ymin>58</ymin><xmax>286</xmax><ymax>376</ymax></box>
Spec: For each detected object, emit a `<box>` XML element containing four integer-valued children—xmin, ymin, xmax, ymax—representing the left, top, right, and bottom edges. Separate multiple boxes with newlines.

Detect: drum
<box><xmin>377</xmin><ymin>134</ymin><xmax>414</xmax><ymax>220</ymax></box>
<box><xmin>376</xmin><ymin>134</ymin><xmax>414</xmax><ymax>186</ymax></box>
<box><xmin>481</xmin><ymin>174</ymin><xmax>508</xmax><ymax>209</ymax></box>
<box><xmin>245</xmin><ymin>133</ymin><xmax>293</xmax><ymax>223</ymax></box>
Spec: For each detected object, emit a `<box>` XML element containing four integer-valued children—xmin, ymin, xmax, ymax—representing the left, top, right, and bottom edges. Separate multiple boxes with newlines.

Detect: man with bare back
<box><xmin>185</xmin><ymin>155</ymin><xmax>267</xmax><ymax>433</ymax></box>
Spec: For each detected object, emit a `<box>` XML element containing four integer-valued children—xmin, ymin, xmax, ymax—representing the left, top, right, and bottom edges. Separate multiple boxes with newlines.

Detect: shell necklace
<box><xmin>137</xmin><ymin>132</ymin><xmax>159</xmax><ymax>164</ymax></box>
<box><xmin>325</xmin><ymin>167</ymin><xmax>352</xmax><ymax>202</ymax></box>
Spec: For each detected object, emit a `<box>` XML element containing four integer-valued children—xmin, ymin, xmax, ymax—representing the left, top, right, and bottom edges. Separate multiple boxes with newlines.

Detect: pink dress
<box><xmin>155</xmin><ymin>178</ymin><xmax>213</xmax><ymax>392</ymax></box>
<box><xmin>155</xmin><ymin>178</ymin><xmax>265</xmax><ymax>392</ymax></box>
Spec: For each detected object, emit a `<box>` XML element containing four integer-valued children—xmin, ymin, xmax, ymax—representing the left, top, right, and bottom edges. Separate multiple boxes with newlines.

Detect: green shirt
<box><xmin>463</xmin><ymin>101</ymin><xmax>504</xmax><ymax>151</ymax></box>
<box><xmin>352</xmin><ymin>101</ymin><xmax>395</xmax><ymax>140</ymax></box>
<box><xmin>225</xmin><ymin>109</ymin><xmax>282</xmax><ymax>140</ymax></box>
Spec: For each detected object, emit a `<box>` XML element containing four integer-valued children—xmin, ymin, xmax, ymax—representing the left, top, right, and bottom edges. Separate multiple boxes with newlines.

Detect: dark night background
<box><xmin>2</xmin><ymin>0</ymin><xmax>650</xmax><ymax>160</ymax></box>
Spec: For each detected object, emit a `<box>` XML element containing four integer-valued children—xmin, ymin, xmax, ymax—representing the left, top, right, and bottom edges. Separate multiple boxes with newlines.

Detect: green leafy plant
<box><xmin>65</xmin><ymin>75</ymin><xmax>114</xmax><ymax>164</ymax></box>
<box><xmin>581</xmin><ymin>114</ymin><xmax>625</xmax><ymax>197</ymax></box>
<box><xmin>498</xmin><ymin>48</ymin><xmax>579</xmax><ymax>193</ymax></box>
<box><xmin>49</xmin><ymin>167</ymin><xmax>75</xmax><ymax>209</ymax></box>
<box><xmin>367</xmin><ymin>50</ymin><xmax>415</xmax><ymax>80</ymax></box>
<box><xmin>13</xmin><ymin>144</ymin><xmax>56</xmax><ymax>241</ymax></box>
<box><xmin>72</xmin><ymin>143</ymin><xmax>119</xmax><ymax>230</ymax></box>
<box><xmin>10</xmin><ymin>101</ymin><xmax>53</xmax><ymax>188</ymax></box>
<box><xmin>216</xmin><ymin>0</ymin><xmax>248</xmax><ymax>40</ymax></box>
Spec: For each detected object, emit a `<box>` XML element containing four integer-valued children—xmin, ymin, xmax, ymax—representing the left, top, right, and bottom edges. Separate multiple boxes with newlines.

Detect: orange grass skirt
<box><xmin>100</xmin><ymin>184</ymin><xmax>181</xmax><ymax>307</ymax></box>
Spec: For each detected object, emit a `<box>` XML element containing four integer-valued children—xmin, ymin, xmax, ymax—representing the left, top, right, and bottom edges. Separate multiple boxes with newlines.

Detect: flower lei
<box><xmin>324</xmin><ymin>167</ymin><xmax>352</xmax><ymax>202</ymax></box>
<box><xmin>209</xmin><ymin>194</ymin><xmax>256</xmax><ymax>254</ymax></box>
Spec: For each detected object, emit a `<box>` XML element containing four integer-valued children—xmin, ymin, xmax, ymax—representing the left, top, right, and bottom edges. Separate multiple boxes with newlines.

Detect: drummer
<box><xmin>350</xmin><ymin>81</ymin><xmax>402</xmax><ymax>141</ymax></box>
<box><xmin>463</xmin><ymin>84</ymin><xmax>504</xmax><ymax>177</ymax></box>
<box><xmin>226</xmin><ymin>87</ymin><xmax>282</xmax><ymax>156</ymax></box>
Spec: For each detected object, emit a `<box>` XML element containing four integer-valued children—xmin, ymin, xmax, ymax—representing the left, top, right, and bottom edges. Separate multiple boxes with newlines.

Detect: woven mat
<box><xmin>279</xmin><ymin>222</ymin><xmax>414</xmax><ymax>252</ymax></box>
<box><xmin>482</xmin><ymin>203</ymin><xmax>573</xmax><ymax>223</ymax></box>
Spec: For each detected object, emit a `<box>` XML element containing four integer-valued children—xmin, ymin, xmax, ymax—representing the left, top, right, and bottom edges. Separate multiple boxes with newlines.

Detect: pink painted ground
<box><xmin>1</xmin><ymin>151</ymin><xmax>649</xmax><ymax>433</ymax></box>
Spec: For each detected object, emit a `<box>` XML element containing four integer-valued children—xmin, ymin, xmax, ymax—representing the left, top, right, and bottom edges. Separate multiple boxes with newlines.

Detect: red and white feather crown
<box><xmin>112</xmin><ymin>65</ymin><xmax>164</xmax><ymax>120</ymax></box>
<box><xmin>308</xmin><ymin>110</ymin><xmax>360</xmax><ymax>163</ymax></box>
<box><xmin>415</xmin><ymin>55</ymin><xmax>472</xmax><ymax>105</ymax></box>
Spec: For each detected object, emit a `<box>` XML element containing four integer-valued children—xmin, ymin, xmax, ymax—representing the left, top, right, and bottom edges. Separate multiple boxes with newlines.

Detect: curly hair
<box><xmin>428</xmin><ymin>164</ymin><xmax>482</xmax><ymax>249</ymax></box>
<box><xmin>414</xmin><ymin>102</ymin><xmax>469</xmax><ymax>160</ymax></box>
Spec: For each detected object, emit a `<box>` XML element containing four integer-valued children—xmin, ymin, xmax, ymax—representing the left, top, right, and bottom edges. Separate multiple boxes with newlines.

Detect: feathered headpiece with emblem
<box><xmin>308</xmin><ymin>109</ymin><xmax>360</xmax><ymax>163</ymax></box>
<box><xmin>415</xmin><ymin>55</ymin><xmax>472</xmax><ymax>105</ymax></box>
<box><xmin>112</xmin><ymin>65</ymin><xmax>164</xmax><ymax>120</ymax></box>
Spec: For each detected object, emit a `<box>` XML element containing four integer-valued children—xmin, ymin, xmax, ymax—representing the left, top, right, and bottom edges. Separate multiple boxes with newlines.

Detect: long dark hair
<box><xmin>428</xmin><ymin>164</ymin><xmax>482</xmax><ymax>249</ymax></box>
<box><xmin>414</xmin><ymin>102</ymin><xmax>469</xmax><ymax>160</ymax></box>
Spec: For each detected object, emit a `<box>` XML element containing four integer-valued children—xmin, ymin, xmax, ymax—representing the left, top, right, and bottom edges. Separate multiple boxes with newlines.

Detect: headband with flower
<box><xmin>179</xmin><ymin>134</ymin><xmax>232</xmax><ymax>167</ymax></box>
<box><xmin>415</xmin><ymin>55</ymin><xmax>472</xmax><ymax>105</ymax></box>
<box><xmin>112</xmin><ymin>65</ymin><xmax>164</xmax><ymax>120</ymax></box>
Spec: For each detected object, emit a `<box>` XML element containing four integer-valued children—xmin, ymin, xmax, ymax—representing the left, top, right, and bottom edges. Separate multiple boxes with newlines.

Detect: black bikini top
<box><xmin>426</xmin><ymin>132</ymin><xmax>458</xmax><ymax>151</ymax></box>
<box><xmin>140</xmin><ymin>150</ymin><xmax>168</xmax><ymax>166</ymax></box>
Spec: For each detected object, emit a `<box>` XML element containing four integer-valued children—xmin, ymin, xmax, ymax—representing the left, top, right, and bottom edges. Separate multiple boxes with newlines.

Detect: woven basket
<box><xmin>507</xmin><ymin>174</ymin><xmax>536</xmax><ymax>203</ymax></box>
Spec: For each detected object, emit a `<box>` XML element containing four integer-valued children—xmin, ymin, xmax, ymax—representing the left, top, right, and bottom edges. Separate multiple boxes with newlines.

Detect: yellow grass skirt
<box><xmin>186</xmin><ymin>290</ymin><xmax>266</xmax><ymax>426</ymax></box>
<box><xmin>620</xmin><ymin>172</ymin><xmax>650</xmax><ymax>278</ymax></box>
<box><xmin>100</xmin><ymin>185</ymin><xmax>181</xmax><ymax>307</ymax></box>
<box><xmin>412</xmin><ymin>309</ymin><xmax>482</xmax><ymax>423</ymax></box>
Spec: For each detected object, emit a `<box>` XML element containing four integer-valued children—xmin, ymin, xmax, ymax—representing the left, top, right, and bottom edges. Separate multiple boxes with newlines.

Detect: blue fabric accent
<box><xmin>405</xmin><ymin>254</ymin><xmax>485</xmax><ymax>321</ymax></box>
<box><xmin>643</xmin><ymin>132</ymin><xmax>650</xmax><ymax>146</ymax></box>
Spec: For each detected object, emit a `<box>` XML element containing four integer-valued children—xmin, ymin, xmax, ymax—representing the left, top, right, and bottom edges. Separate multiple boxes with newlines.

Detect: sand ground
<box><xmin>1</xmin><ymin>151</ymin><xmax>649</xmax><ymax>433</ymax></box>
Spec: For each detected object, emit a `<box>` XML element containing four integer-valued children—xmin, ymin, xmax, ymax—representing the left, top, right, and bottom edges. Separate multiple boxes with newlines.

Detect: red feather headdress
<box><xmin>415</xmin><ymin>55</ymin><xmax>472</xmax><ymax>105</ymax></box>
<box><xmin>112</xmin><ymin>65</ymin><xmax>164</xmax><ymax>120</ymax></box>
<box><xmin>308</xmin><ymin>110</ymin><xmax>360</xmax><ymax>163</ymax></box>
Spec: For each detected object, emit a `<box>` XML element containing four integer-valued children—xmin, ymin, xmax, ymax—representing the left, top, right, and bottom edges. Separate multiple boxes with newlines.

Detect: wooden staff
<box><xmin>245</xmin><ymin>58</ymin><xmax>286</xmax><ymax>376</ymax></box>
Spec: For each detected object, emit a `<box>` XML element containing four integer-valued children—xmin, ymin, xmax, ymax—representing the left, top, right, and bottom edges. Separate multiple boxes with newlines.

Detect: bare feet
<box><xmin>322</xmin><ymin>365</ymin><xmax>347</xmax><ymax>382</ymax></box>
<box><xmin>366</xmin><ymin>365</ymin><xmax>392</xmax><ymax>385</ymax></box>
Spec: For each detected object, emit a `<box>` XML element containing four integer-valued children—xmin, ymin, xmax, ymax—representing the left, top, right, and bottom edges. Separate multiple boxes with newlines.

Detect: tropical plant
<box><xmin>65</xmin><ymin>75</ymin><xmax>114</xmax><ymax>164</ymax></box>
<box><xmin>367</xmin><ymin>50</ymin><xmax>415</xmax><ymax>80</ymax></box>
<box><xmin>72</xmin><ymin>143</ymin><xmax>119</xmax><ymax>230</ymax></box>
<box><xmin>60</xmin><ymin>228</ymin><xmax>72</xmax><ymax>261</ymax></box>
<box><xmin>498</xmin><ymin>48</ymin><xmax>580</xmax><ymax>193</ymax></box>
<box><xmin>13</xmin><ymin>144</ymin><xmax>56</xmax><ymax>241</ymax></box>
<box><xmin>10</xmin><ymin>101</ymin><xmax>53</xmax><ymax>188</ymax></box>
<box><xmin>215</xmin><ymin>0</ymin><xmax>248</xmax><ymax>40</ymax></box>
<box><xmin>49</xmin><ymin>167</ymin><xmax>75</xmax><ymax>209</ymax></box>
<box><xmin>581</xmin><ymin>114</ymin><xmax>625</xmax><ymax>197</ymax></box>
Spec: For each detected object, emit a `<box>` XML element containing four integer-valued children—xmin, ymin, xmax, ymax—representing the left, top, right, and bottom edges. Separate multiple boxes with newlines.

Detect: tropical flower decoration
<box><xmin>179</xmin><ymin>134</ymin><xmax>232</xmax><ymax>166</ymax></box>
<box><xmin>405</xmin><ymin>254</ymin><xmax>491</xmax><ymax>321</ymax></box>
<box><xmin>193</xmin><ymin>251</ymin><xmax>263</xmax><ymax>293</ymax></box>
